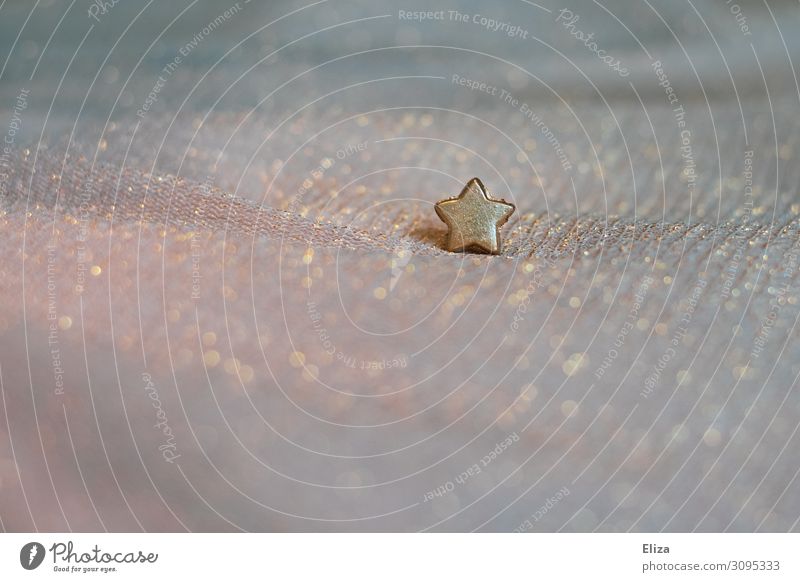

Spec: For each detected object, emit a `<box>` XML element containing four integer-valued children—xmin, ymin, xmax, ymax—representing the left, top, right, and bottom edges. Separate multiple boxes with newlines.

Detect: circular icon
<box><xmin>20</xmin><ymin>542</ymin><xmax>46</xmax><ymax>570</ymax></box>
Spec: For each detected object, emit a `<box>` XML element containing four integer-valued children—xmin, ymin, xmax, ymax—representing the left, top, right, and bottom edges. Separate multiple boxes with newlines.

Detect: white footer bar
<box><xmin>1</xmin><ymin>533</ymin><xmax>796</xmax><ymax>581</ymax></box>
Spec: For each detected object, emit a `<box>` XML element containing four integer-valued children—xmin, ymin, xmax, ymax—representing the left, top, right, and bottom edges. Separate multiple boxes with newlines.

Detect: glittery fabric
<box><xmin>2</xmin><ymin>0</ymin><xmax>800</xmax><ymax>532</ymax></box>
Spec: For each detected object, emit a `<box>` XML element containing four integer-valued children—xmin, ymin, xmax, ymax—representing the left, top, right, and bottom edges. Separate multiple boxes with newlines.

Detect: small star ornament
<box><xmin>435</xmin><ymin>178</ymin><xmax>515</xmax><ymax>254</ymax></box>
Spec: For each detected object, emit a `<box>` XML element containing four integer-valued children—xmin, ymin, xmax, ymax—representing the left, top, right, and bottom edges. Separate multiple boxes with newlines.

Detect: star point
<box><xmin>435</xmin><ymin>178</ymin><xmax>515</xmax><ymax>254</ymax></box>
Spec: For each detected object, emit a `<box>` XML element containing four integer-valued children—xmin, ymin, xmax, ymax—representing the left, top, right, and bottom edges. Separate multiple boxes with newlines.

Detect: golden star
<box><xmin>435</xmin><ymin>178</ymin><xmax>515</xmax><ymax>254</ymax></box>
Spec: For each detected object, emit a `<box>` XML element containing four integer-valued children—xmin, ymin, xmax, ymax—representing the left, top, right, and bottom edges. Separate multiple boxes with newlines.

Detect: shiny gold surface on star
<box><xmin>435</xmin><ymin>178</ymin><xmax>516</xmax><ymax>254</ymax></box>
